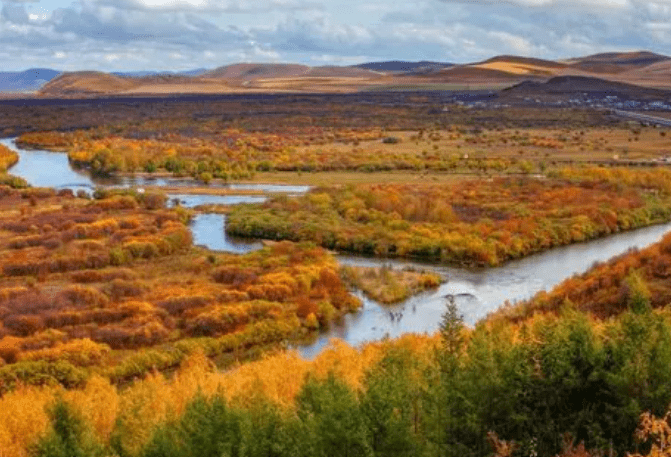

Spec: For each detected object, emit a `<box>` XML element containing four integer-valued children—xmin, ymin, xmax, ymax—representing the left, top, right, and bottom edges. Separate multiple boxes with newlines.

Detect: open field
<box><xmin>15</xmin><ymin>104</ymin><xmax>671</xmax><ymax>188</ymax></box>
<box><xmin>240</xmin><ymin>171</ymin><xmax>474</xmax><ymax>186</ymax></box>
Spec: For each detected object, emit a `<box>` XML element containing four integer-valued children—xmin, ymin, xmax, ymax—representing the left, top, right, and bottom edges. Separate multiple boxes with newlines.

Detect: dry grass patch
<box><xmin>340</xmin><ymin>264</ymin><xmax>442</xmax><ymax>304</ymax></box>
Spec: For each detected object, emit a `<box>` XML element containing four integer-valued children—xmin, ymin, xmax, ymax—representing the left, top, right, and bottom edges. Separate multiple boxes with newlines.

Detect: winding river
<box><xmin>0</xmin><ymin>137</ymin><xmax>293</xmax><ymax>253</ymax></box>
<box><xmin>4</xmin><ymin>138</ymin><xmax>671</xmax><ymax>358</ymax></box>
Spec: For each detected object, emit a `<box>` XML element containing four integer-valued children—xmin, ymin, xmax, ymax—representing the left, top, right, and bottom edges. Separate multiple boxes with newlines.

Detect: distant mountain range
<box><xmin>4</xmin><ymin>51</ymin><xmax>671</xmax><ymax>96</ymax></box>
<box><xmin>0</xmin><ymin>68</ymin><xmax>208</xmax><ymax>93</ymax></box>
<box><xmin>0</xmin><ymin>69</ymin><xmax>61</xmax><ymax>92</ymax></box>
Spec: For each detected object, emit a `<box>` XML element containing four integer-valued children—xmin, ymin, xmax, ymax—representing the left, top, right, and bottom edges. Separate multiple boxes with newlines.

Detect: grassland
<box><xmin>15</xmin><ymin>117</ymin><xmax>671</xmax><ymax>188</ymax></box>
<box><xmin>340</xmin><ymin>265</ymin><xmax>442</xmax><ymax>303</ymax></box>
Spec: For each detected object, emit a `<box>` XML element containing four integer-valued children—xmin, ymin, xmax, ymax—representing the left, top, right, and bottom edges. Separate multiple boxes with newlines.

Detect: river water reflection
<box><xmin>298</xmin><ymin>221</ymin><xmax>671</xmax><ymax>358</ymax></box>
<box><xmin>2</xmin><ymin>137</ymin><xmax>291</xmax><ymax>254</ymax></box>
<box><xmin>4</xmin><ymin>137</ymin><xmax>671</xmax><ymax>358</ymax></box>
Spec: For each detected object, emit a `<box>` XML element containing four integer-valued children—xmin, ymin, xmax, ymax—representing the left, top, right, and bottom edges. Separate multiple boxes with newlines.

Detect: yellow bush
<box><xmin>0</xmin><ymin>385</ymin><xmax>54</xmax><ymax>457</ymax></box>
<box><xmin>17</xmin><ymin>339</ymin><xmax>110</xmax><ymax>366</ymax></box>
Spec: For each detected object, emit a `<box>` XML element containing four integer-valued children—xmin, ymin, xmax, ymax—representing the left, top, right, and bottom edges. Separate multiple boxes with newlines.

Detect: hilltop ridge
<box><xmin>23</xmin><ymin>50</ymin><xmax>671</xmax><ymax>97</ymax></box>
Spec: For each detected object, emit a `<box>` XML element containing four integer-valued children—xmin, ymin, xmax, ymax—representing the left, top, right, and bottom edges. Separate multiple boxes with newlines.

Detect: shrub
<box><xmin>109</xmin><ymin>248</ymin><xmax>130</xmax><ymax>266</ymax></box>
<box><xmin>104</xmin><ymin>279</ymin><xmax>146</xmax><ymax>301</ymax></box>
<box><xmin>157</xmin><ymin>296</ymin><xmax>211</xmax><ymax>315</ymax></box>
<box><xmin>57</xmin><ymin>286</ymin><xmax>109</xmax><ymax>308</ymax></box>
<box><xmin>0</xmin><ymin>360</ymin><xmax>87</xmax><ymax>393</ymax></box>
<box><xmin>33</xmin><ymin>400</ymin><xmax>106</xmax><ymax>457</ymax></box>
<box><xmin>140</xmin><ymin>193</ymin><xmax>167</xmax><ymax>210</ymax></box>
<box><xmin>123</xmin><ymin>241</ymin><xmax>160</xmax><ymax>259</ymax></box>
<box><xmin>18</xmin><ymin>339</ymin><xmax>111</xmax><ymax>367</ymax></box>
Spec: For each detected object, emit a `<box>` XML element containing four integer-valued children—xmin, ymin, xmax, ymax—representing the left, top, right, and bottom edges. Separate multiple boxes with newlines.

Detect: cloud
<box><xmin>255</xmin><ymin>17</ymin><xmax>376</xmax><ymax>55</ymax></box>
<box><xmin>486</xmin><ymin>31</ymin><xmax>543</xmax><ymax>55</ymax></box>
<box><xmin>0</xmin><ymin>0</ymin><xmax>669</xmax><ymax>71</ymax></box>
<box><xmin>1</xmin><ymin>3</ymin><xmax>30</xmax><ymax>22</ymax></box>
<box><xmin>87</xmin><ymin>0</ymin><xmax>323</xmax><ymax>13</ymax></box>
<box><xmin>45</xmin><ymin>1</ymin><xmax>249</xmax><ymax>48</ymax></box>
<box><xmin>438</xmin><ymin>0</ymin><xmax>630</xmax><ymax>9</ymax></box>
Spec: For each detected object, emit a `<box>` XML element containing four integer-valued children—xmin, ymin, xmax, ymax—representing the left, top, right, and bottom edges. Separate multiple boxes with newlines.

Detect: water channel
<box><xmin>0</xmin><ymin>138</ymin><xmax>288</xmax><ymax>254</ymax></box>
<box><xmin>4</xmin><ymin>138</ymin><xmax>671</xmax><ymax>358</ymax></box>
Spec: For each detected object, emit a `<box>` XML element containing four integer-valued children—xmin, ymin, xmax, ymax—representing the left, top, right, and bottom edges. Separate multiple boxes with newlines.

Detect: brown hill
<box><xmin>430</xmin><ymin>65</ymin><xmax>533</xmax><ymax>82</ymax></box>
<box><xmin>606</xmin><ymin>60</ymin><xmax>671</xmax><ymax>90</ymax></box>
<box><xmin>205</xmin><ymin>63</ymin><xmax>310</xmax><ymax>80</ymax></box>
<box><xmin>475</xmin><ymin>55</ymin><xmax>568</xmax><ymax>76</ymax></box>
<box><xmin>38</xmin><ymin>71</ymin><xmax>140</xmax><ymax>96</ymax></box>
<box><xmin>481</xmin><ymin>55</ymin><xmax>567</xmax><ymax>68</ymax></box>
<box><xmin>500</xmin><ymin>75</ymin><xmax>671</xmax><ymax>101</ymax></box>
<box><xmin>33</xmin><ymin>51</ymin><xmax>671</xmax><ymax>97</ymax></box>
<box><xmin>621</xmin><ymin>59</ymin><xmax>671</xmax><ymax>79</ymax></box>
<box><xmin>305</xmin><ymin>66</ymin><xmax>383</xmax><ymax>77</ymax></box>
<box><xmin>566</xmin><ymin>51</ymin><xmax>670</xmax><ymax>74</ymax></box>
<box><xmin>135</xmin><ymin>74</ymin><xmax>195</xmax><ymax>85</ymax></box>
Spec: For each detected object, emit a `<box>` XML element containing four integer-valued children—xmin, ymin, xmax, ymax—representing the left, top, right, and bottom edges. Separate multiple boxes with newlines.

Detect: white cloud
<box><xmin>309</xmin><ymin>53</ymin><xmax>370</xmax><ymax>63</ymax></box>
<box><xmin>136</xmin><ymin>0</ymin><xmax>209</xmax><ymax>8</ymax></box>
<box><xmin>87</xmin><ymin>0</ymin><xmax>323</xmax><ymax>13</ymax></box>
<box><xmin>0</xmin><ymin>0</ymin><xmax>667</xmax><ymax>71</ymax></box>
<box><xmin>486</xmin><ymin>31</ymin><xmax>544</xmax><ymax>56</ymax></box>
<box><xmin>445</xmin><ymin>0</ymin><xmax>630</xmax><ymax>9</ymax></box>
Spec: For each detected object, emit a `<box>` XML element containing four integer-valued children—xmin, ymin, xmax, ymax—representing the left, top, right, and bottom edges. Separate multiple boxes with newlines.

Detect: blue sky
<box><xmin>1</xmin><ymin>0</ymin><xmax>670</xmax><ymax>71</ymax></box>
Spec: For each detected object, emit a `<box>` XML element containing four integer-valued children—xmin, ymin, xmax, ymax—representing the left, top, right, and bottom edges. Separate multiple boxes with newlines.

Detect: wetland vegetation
<box><xmin>2</xmin><ymin>94</ymin><xmax>671</xmax><ymax>457</ymax></box>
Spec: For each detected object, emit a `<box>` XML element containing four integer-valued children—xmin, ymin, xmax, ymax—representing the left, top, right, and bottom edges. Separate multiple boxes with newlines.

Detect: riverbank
<box><xmin>227</xmin><ymin>169</ymin><xmax>671</xmax><ymax>267</ymax></box>
<box><xmin>5</xmin><ymin>135</ymin><xmax>671</xmax><ymax>362</ymax></box>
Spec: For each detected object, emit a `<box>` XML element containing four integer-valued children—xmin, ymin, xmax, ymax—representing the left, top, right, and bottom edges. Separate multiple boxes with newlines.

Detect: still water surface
<box><xmin>298</xmin><ymin>222</ymin><xmax>671</xmax><ymax>357</ymax></box>
<box><xmin>5</xmin><ymin>137</ymin><xmax>671</xmax><ymax>357</ymax></box>
<box><xmin>2</xmin><ymin>137</ymin><xmax>292</xmax><ymax>254</ymax></box>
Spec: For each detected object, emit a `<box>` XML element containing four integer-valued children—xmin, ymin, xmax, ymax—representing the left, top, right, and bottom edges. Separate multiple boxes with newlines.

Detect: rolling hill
<box><xmin>39</xmin><ymin>71</ymin><xmax>141</xmax><ymax>96</ymax></box>
<box><xmin>430</xmin><ymin>65</ymin><xmax>531</xmax><ymax>83</ymax></box>
<box><xmin>565</xmin><ymin>51</ymin><xmax>671</xmax><ymax>74</ymax></box>
<box><xmin>31</xmin><ymin>50</ymin><xmax>671</xmax><ymax>97</ymax></box>
<box><xmin>113</xmin><ymin>69</ymin><xmax>208</xmax><ymax>78</ymax></box>
<box><xmin>500</xmin><ymin>75</ymin><xmax>671</xmax><ymax>102</ymax></box>
<box><xmin>205</xmin><ymin>63</ymin><xmax>310</xmax><ymax>80</ymax></box>
<box><xmin>473</xmin><ymin>55</ymin><xmax>568</xmax><ymax>76</ymax></box>
<box><xmin>353</xmin><ymin>61</ymin><xmax>453</xmax><ymax>73</ymax></box>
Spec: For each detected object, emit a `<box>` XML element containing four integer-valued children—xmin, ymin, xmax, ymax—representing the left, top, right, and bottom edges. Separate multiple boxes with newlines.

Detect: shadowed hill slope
<box><xmin>566</xmin><ymin>51</ymin><xmax>671</xmax><ymax>74</ymax></box>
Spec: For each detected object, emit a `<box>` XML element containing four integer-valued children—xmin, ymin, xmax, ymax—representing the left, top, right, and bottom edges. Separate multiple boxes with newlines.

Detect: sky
<box><xmin>1</xmin><ymin>0</ymin><xmax>670</xmax><ymax>71</ymax></box>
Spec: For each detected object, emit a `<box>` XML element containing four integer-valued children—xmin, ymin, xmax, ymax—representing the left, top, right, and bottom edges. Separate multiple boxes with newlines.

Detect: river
<box><xmin>0</xmin><ymin>137</ymin><xmax>295</xmax><ymax>254</ymax></box>
<box><xmin>4</xmin><ymin>137</ymin><xmax>671</xmax><ymax>358</ymax></box>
